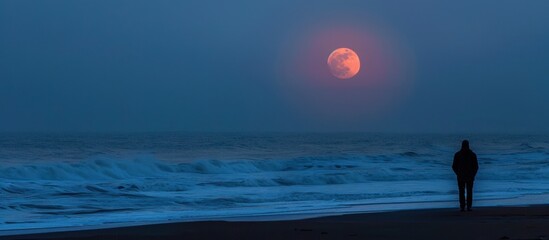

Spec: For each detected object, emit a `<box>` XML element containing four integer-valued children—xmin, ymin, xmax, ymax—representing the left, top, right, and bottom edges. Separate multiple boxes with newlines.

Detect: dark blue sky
<box><xmin>1</xmin><ymin>0</ymin><xmax>548</xmax><ymax>133</ymax></box>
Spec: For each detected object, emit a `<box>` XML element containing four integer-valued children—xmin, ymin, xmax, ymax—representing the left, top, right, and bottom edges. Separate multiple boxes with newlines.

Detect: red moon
<box><xmin>327</xmin><ymin>48</ymin><xmax>361</xmax><ymax>79</ymax></box>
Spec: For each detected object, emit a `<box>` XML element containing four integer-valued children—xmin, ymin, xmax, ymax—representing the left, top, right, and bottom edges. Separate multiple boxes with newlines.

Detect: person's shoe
<box><xmin>467</xmin><ymin>208</ymin><xmax>472</xmax><ymax>212</ymax></box>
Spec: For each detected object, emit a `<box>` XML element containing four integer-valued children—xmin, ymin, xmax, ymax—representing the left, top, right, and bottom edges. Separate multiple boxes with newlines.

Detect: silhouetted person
<box><xmin>452</xmin><ymin>140</ymin><xmax>478</xmax><ymax>212</ymax></box>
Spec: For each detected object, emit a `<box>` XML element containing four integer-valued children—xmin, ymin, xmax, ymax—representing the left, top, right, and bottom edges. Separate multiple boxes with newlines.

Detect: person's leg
<box><xmin>466</xmin><ymin>180</ymin><xmax>474</xmax><ymax>210</ymax></box>
<box><xmin>458</xmin><ymin>179</ymin><xmax>465</xmax><ymax>211</ymax></box>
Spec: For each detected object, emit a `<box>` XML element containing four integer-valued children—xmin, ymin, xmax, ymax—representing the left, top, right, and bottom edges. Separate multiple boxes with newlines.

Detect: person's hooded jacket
<box><xmin>452</xmin><ymin>140</ymin><xmax>479</xmax><ymax>181</ymax></box>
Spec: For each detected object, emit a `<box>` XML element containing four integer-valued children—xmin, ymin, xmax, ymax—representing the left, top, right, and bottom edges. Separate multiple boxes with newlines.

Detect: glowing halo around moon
<box><xmin>275</xmin><ymin>23</ymin><xmax>414</xmax><ymax>124</ymax></box>
<box><xmin>327</xmin><ymin>48</ymin><xmax>361</xmax><ymax>79</ymax></box>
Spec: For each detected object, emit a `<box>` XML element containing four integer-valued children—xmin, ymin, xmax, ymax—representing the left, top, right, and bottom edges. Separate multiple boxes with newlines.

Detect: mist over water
<box><xmin>1</xmin><ymin>133</ymin><xmax>549</xmax><ymax>231</ymax></box>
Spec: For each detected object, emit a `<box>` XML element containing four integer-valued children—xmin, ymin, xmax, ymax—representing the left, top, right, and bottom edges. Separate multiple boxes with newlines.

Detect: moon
<box><xmin>327</xmin><ymin>48</ymin><xmax>361</xmax><ymax>79</ymax></box>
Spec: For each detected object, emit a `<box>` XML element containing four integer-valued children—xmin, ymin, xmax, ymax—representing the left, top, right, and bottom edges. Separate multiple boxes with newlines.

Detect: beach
<box><xmin>3</xmin><ymin>205</ymin><xmax>549</xmax><ymax>240</ymax></box>
<box><xmin>3</xmin><ymin>133</ymin><xmax>549</xmax><ymax>231</ymax></box>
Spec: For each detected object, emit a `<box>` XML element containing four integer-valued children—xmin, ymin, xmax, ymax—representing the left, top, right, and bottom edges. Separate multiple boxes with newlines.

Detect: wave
<box><xmin>0</xmin><ymin>156</ymin><xmax>369</xmax><ymax>181</ymax></box>
<box><xmin>2</xmin><ymin>151</ymin><xmax>549</xmax><ymax>189</ymax></box>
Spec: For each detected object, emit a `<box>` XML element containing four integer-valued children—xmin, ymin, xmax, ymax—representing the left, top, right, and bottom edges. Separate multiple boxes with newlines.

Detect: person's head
<box><xmin>461</xmin><ymin>140</ymin><xmax>470</xmax><ymax>150</ymax></box>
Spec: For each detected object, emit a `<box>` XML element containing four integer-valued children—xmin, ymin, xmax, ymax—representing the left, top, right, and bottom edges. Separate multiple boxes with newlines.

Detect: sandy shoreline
<box><xmin>3</xmin><ymin>204</ymin><xmax>549</xmax><ymax>240</ymax></box>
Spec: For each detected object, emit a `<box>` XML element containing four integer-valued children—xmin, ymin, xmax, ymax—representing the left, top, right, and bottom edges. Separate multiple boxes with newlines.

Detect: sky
<box><xmin>1</xmin><ymin>0</ymin><xmax>548</xmax><ymax>133</ymax></box>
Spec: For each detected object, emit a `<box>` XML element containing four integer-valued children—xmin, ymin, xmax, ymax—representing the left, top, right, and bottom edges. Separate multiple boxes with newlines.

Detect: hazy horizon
<box><xmin>1</xmin><ymin>130</ymin><xmax>547</xmax><ymax>135</ymax></box>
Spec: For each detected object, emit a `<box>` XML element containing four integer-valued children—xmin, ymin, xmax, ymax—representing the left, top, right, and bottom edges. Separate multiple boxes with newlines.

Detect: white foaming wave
<box><xmin>0</xmin><ymin>150</ymin><xmax>547</xmax><ymax>207</ymax></box>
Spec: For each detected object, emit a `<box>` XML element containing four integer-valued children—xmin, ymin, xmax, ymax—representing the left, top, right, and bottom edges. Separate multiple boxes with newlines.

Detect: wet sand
<box><xmin>3</xmin><ymin>205</ymin><xmax>549</xmax><ymax>240</ymax></box>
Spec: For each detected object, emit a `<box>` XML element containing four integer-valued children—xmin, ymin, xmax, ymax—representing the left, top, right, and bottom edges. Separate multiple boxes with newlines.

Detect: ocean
<box><xmin>1</xmin><ymin>133</ymin><xmax>549</xmax><ymax>231</ymax></box>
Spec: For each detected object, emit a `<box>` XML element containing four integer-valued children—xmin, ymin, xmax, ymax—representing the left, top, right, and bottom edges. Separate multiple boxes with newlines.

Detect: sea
<box><xmin>1</xmin><ymin>133</ymin><xmax>549</xmax><ymax>232</ymax></box>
